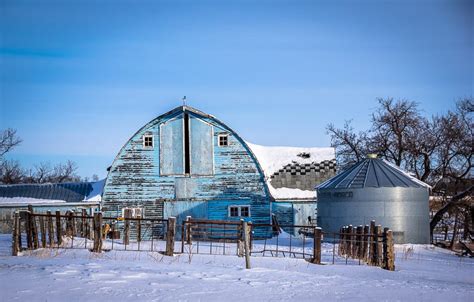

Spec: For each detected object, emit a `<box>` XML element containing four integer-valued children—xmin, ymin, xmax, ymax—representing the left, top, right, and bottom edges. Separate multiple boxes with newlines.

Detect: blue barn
<box><xmin>102</xmin><ymin>106</ymin><xmax>271</xmax><ymax>237</ymax></box>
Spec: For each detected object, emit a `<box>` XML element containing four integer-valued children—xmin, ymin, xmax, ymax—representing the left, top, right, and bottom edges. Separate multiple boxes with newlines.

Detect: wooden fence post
<box><xmin>356</xmin><ymin>225</ymin><xmax>363</xmax><ymax>259</ymax></box>
<box><xmin>242</xmin><ymin>221</ymin><xmax>251</xmax><ymax>269</ymax></box>
<box><xmin>123</xmin><ymin>208</ymin><xmax>132</xmax><ymax>245</ymax></box>
<box><xmin>362</xmin><ymin>225</ymin><xmax>369</xmax><ymax>261</ymax></box>
<box><xmin>165</xmin><ymin>217</ymin><xmax>176</xmax><ymax>256</ymax></box>
<box><xmin>25</xmin><ymin>210</ymin><xmax>32</xmax><ymax>250</ymax></box>
<box><xmin>312</xmin><ymin>227</ymin><xmax>322</xmax><ymax>264</ymax></box>
<box><xmin>55</xmin><ymin>210</ymin><xmax>62</xmax><ymax>246</ymax></box>
<box><xmin>28</xmin><ymin>205</ymin><xmax>39</xmax><ymax>249</ymax></box>
<box><xmin>376</xmin><ymin>225</ymin><xmax>382</xmax><ymax>267</ymax></box>
<box><xmin>347</xmin><ymin>225</ymin><xmax>353</xmax><ymax>258</ymax></box>
<box><xmin>387</xmin><ymin>230</ymin><xmax>395</xmax><ymax>271</ymax></box>
<box><xmin>65</xmin><ymin>210</ymin><xmax>71</xmax><ymax>236</ymax></box>
<box><xmin>186</xmin><ymin>216</ymin><xmax>192</xmax><ymax>245</ymax></box>
<box><xmin>39</xmin><ymin>216</ymin><xmax>46</xmax><ymax>248</ymax></box>
<box><xmin>97</xmin><ymin>212</ymin><xmax>103</xmax><ymax>252</ymax></box>
<box><xmin>12</xmin><ymin>212</ymin><xmax>20</xmax><ymax>256</ymax></box>
<box><xmin>137</xmin><ymin>215</ymin><xmax>142</xmax><ymax>243</ymax></box>
<box><xmin>368</xmin><ymin>220</ymin><xmax>376</xmax><ymax>265</ymax></box>
<box><xmin>18</xmin><ymin>211</ymin><xmax>25</xmax><ymax>249</ymax></box>
<box><xmin>71</xmin><ymin>211</ymin><xmax>76</xmax><ymax>237</ymax></box>
<box><xmin>351</xmin><ymin>226</ymin><xmax>358</xmax><ymax>258</ymax></box>
<box><xmin>92</xmin><ymin>212</ymin><xmax>103</xmax><ymax>252</ymax></box>
<box><xmin>238</xmin><ymin>219</ymin><xmax>245</xmax><ymax>257</ymax></box>
<box><xmin>47</xmin><ymin>211</ymin><xmax>54</xmax><ymax>246</ymax></box>
<box><xmin>248</xmin><ymin>221</ymin><xmax>253</xmax><ymax>251</ymax></box>
<box><xmin>372</xmin><ymin>225</ymin><xmax>380</xmax><ymax>266</ymax></box>
<box><xmin>382</xmin><ymin>227</ymin><xmax>389</xmax><ymax>269</ymax></box>
<box><xmin>81</xmin><ymin>209</ymin><xmax>87</xmax><ymax>237</ymax></box>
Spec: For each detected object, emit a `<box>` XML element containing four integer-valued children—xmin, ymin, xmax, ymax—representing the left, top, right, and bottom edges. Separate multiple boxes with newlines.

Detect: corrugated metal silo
<box><xmin>316</xmin><ymin>156</ymin><xmax>431</xmax><ymax>243</ymax></box>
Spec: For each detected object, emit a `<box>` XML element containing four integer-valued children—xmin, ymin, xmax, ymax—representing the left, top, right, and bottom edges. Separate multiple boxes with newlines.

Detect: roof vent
<box><xmin>297</xmin><ymin>152</ymin><xmax>311</xmax><ymax>159</ymax></box>
<box><xmin>367</xmin><ymin>154</ymin><xmax>378</xmax><ymax>159</ymax></box>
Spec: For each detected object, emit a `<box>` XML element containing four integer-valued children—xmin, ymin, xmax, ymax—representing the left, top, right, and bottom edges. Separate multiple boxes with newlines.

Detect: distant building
<box><xmin>0</xmin><ymin>180</ymin><xmax>103</xmax><ymax>233</ymax></box>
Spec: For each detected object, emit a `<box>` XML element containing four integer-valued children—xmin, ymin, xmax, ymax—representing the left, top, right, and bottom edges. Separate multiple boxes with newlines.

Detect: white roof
<box><xmin>0</xmin><ymin>197</ymin><xmax>67</xmax><ymax>205</ymax></box>
<box><xmin>247</xmin><ymin>142</ymin><xmax>335</xmax><ymax>200</ymax></box>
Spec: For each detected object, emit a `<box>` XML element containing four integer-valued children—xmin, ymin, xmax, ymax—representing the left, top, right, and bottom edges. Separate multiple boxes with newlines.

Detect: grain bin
<box><xmin>316</xmin><ymin>156</ymin><xmax>430</xmax><ymax>243</ymax></box>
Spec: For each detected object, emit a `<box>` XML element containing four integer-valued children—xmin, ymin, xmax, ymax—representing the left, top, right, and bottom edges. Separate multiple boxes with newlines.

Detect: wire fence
<box><xmin>10</xmin><ymin>207</ymin><xmax>395</xmax><ymax>270</ymax></box>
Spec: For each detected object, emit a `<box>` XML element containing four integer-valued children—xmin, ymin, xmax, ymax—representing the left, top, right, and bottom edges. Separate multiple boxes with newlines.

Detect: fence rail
<box><xmin>11</xmin><ymin>206</ymin><xmax>171</xmax><ymax>255</ymax></box>
<box><xmin>11</xmin><ymin>206</ymin><xmax>395</xmax><ymax>271</ymax></box>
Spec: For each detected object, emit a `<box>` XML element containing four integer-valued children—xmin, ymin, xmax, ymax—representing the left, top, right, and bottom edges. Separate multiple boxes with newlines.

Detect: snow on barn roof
<box><xmin>246</xmin><ymin>143</ymin><xmax>335</xmax><ymax>177</ymax></box>
<box><xmin>0</xmin><ymin>179</ymin><xmax>105</xmax><ymax>204</ymax></box>
<box><xmin>246</xmin><ymin>142</ymin><xmax>336</xmax><ymax>200</ymax></box>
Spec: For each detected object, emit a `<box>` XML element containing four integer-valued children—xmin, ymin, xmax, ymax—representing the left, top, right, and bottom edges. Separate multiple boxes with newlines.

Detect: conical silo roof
<box><xmin>317</xmin><ymin>157</ymin><xmax>431</xmax><ymax>189</ymax></box>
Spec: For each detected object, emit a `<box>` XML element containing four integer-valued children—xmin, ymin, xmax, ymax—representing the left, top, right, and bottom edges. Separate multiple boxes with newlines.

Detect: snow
<box><xmin>246</xmin><ymin>142</ymin><xmax>335</xmax><ymax>199</ymax></box>
<box><xmin>0</xmin><ymin>234</ymin><xmax>472</xmax><ymax>301</ymax></box>
<box><xmin>247</xmin><ymin>142</ymin><xmax>335</xmax><ymax>177</ymax></box>
<box><xmin>0</xmin><ymin>197</ymin><xmax>67</xmax><ymax>205</ymax></box>
<box><xmin>85</xmin><ymin>179</ymin><xmax>105</xmax><ymax>201</ymax></box>
<box><xmin>267</xmin><ymin>186</ymin><xmax>316</xmax><ymax>199</ymax></box>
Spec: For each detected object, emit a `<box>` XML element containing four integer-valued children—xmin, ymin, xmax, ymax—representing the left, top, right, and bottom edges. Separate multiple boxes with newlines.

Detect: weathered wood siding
<box><xmin>102</xmin><ymin>107</ymin><xmax>271</xmax><ymax>230</ymax></box>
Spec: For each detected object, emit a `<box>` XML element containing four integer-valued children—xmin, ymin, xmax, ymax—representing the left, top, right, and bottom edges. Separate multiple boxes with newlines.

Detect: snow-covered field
<box><xmin>0</xmin><ymin>234</ymin><xmax>473</xmax><ymax>302</ymax></box>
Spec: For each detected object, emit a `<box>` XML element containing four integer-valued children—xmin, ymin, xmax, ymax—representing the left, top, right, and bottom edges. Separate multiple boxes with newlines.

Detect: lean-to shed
<box><xmin>248</xmin><ymin>143</ymin><xmax>336</xmax><ymax>232</ymax></box>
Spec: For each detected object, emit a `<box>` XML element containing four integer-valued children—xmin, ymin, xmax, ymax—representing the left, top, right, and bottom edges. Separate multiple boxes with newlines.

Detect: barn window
<box><xmin>218</xmin><ymin>134</ymin><xmax>228</xmax><ymax>146</ymax></box>
<box><xmin>229</xmin><ymin>206</ymin><xmax>239</xmax><ymax>217</ymax></box>
<box><xmin>121</xmin><ymin>207</ymin><xmax>145</xmax><ymax>218</ymax></box>
<box><xmin>228</xmin><ymin>205</ymin><xmax>250</xmax><ymax>217</ymax></box>
<box><xmin>143</xmin><ymin>134</ymin><xmax>153</xmax><ymax>148</ymax></box>
<box><xmin>240</xmin><ymin>206</ymin><xmax>250</xmax><ymax>217</ymax></box>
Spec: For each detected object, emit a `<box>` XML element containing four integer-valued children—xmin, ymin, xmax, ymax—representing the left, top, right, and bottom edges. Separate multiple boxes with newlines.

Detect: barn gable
<box><xmin>102</xmin><ymin>106</ymin><xmax>271</xmax><ymax>230</ymax></box>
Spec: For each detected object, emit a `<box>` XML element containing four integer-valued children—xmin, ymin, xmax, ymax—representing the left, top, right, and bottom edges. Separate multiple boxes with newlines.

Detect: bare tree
<box><xmin>50</xmin><ymin>160</ymin><xmax>80</xmax><ymax>183</ymax></box>
<box><xmin>32</xmin><ymin>162</ymin><xmax>53</xmax><ymax>183</ymax></box>
<box><xmin>370</xmin><ymin>98</ymin><xmax>422</xmax><ymax>167</ymax></box>
<box><xmin>327</xmin><ymin>97</ymin><xmax>473</xmax><ymax>243</ymax></box>
<box><xmin>0</xmin><ymin>129</ymin><xmax>22</xmax><ymax>158</ymax></box>
<box><xmin>404</xmin><ymin>117</ymin><xmax>441</xmax><ymax>182</ymax></box>
<box><xmin>0</xmin><ymin>160</ymin><xmax>24</xmax><ymax>184</ymax></box>
<box><xmin>326</xmin><ymin>121</ymin><xmax>369</xmax><ymax>169</ymax></box>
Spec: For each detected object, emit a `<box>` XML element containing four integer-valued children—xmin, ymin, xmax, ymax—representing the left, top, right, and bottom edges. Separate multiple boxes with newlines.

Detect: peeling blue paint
<box><xmin>102</xmin><ymin>106</ymin><xmax>272</xmax><ymax>237</ymax></box>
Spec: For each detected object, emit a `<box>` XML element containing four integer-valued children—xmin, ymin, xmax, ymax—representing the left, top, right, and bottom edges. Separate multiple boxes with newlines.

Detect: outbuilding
<box><xmin>316</xmin><ymin>155</ymin><xmax>431</xmax><ymax>243</ymax></box>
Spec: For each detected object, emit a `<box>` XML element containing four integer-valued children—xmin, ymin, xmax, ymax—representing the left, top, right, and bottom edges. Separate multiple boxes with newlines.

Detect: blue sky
<box><xmin>0</xmin><ymin>0</ymin><xmax>472</xmax><ymax>179</ymax></box>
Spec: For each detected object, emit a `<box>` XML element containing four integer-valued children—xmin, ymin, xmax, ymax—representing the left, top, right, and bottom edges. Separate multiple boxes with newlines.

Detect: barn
<box><xmin>101</xmin><ymin>105</ymin><xmax>336</xmax><ymax>237</ymax></box>
<box><xmin>102</xmin><ymin>106</ymin><xmax>271</xmax><ymax>236</ymax></box>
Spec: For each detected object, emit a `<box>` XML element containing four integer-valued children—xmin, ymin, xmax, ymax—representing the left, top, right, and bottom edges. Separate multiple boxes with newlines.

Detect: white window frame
<box><xmin>143</xmin><ymin>133</ymin><xmax>154</xmax><ymax>148</ymax></box>
<box><xmin>121</xmin><ymin>207</ymin><xmax>145</xmax><ymax>218</ymax></box>
<box><xmin>228</xmin><ymin>205</ymin><xmax>251</xmax><ymax>217</ymax></box>
<box><xmin>218</xmin><ymin>133</ymin><xmax>229</xmax><ymax>147</ymax></box>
